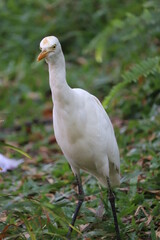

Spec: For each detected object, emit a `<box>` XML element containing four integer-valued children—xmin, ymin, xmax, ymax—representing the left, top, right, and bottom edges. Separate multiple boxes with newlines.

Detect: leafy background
<box><xmin>0</xmin><ymin>0</ymin><xmax>160</xmax><ymax>239</ymax></box>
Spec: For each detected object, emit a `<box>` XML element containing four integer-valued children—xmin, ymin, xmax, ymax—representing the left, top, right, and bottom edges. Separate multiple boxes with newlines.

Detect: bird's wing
<box><xmin>91</xmin><ymin>95</ymin><xmax>120</xmax><ymax>172</ymax></box>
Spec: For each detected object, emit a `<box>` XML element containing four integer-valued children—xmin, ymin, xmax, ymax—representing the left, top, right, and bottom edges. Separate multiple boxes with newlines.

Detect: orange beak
<box><xmin>37</xmin><ymin>50</ymin><xmax>48</xmax><ymax>61</ymax></box>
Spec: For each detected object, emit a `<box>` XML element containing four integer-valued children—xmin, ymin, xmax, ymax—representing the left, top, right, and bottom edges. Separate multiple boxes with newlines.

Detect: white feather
<box><xmin>0</xmin><ymin>154</ymin><xmax>23</xmax><ymax>173</ymax></box>
<box><xmin>38</xmin><ymin>36</ymin><xmax>120</xmax><ymax>187</ymax></box>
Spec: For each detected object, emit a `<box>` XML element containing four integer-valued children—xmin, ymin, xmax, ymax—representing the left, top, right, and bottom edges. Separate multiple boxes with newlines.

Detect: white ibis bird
<box><xmin>37</xmin><ymin>36</ymin><xmax>121</xmax><ymax>240</ymax></box>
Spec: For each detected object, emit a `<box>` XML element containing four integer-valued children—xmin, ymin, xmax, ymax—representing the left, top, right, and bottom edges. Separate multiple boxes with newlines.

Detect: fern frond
<box><xmin>84</xmin><ymin>19</ymin><xmax>124</xmax><ymax>62</ymax></box>
<box><xmin>103</xmin><ymin>57</ymin><xmax>160</xmax><ymax>109</ymax></box>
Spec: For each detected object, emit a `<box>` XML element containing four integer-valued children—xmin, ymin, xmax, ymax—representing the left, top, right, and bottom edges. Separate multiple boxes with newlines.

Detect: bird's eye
<box><xmin>40</xmin><ymin>47</ymin><xmax>42</xmax><ymax>51</ymax></box>
<box><xmin>52</xmin><ymin>44</ymin><xmax>56</xmax><ymax>49</ymax></box>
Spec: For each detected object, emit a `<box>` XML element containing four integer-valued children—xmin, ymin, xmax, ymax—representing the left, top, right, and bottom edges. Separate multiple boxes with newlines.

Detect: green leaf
<box><xmin>0</xmin><ymin>142</ymin><xmax>31</xmax><ymax>159</ymax></box>
<box><xmin>150</xmin><ymin>221</ymin><xmax>157</xmax><ymax>240</ymax></box>
<box><xmin>21</xmin><ymin>216</ymin><xmax>37</xmax><ymax>240</ymax></box>
<box><xmin>103</xmin><ymin>57</ymin><xmax>160</xmax><ymax>108</ymax></box>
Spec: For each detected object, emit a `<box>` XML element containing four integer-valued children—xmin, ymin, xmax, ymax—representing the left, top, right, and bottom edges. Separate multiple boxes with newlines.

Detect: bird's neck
<box><xmin>48</xmin><ymin>53</ymin><xmax>71</xmax><ymax>105</ymax></box>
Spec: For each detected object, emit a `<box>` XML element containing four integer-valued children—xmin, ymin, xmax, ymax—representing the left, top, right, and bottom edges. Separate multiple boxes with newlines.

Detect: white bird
<box><xmin>37</xmin><ymin>36</ymin><xmax>121</xmax><ymax>240</ymax></box>
<box><xmin>0</xmin><ymin>153</ymin><xmax>23</xmax><ymax>173</ymax></box>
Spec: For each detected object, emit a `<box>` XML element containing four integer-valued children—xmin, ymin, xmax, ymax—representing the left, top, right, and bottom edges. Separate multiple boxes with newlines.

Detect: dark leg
<box><xmin>107</xmin><ymin>177</ymin><xmax>121</xmax><ymax>240</ymax></box>
<box><xmin>66</xmin><ymin>174</ymin><xmax>84</xmax><ymax>239</ymax></box>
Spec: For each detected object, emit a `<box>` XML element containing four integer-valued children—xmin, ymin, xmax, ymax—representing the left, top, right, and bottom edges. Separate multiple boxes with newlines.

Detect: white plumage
<box><xmin>37</xmin><ymin>36</ymin><xmax>121</xmax><ymax>239</ymax></box>
<box><xmin>54</xmin><ymin>88</ymin><xmax>120</xmax><ymax>187</ymax></box>
<box><xmin>38</xmin><ymin>36</ymin><xmax>120</xmax><ymax>187</ymax></box>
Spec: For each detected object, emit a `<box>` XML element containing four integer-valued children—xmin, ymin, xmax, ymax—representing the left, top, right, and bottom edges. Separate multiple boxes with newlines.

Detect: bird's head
<box><xmin>37</xmin><ymin>36</ymin><xmax>61</xmax><ymax>63</ymax></box>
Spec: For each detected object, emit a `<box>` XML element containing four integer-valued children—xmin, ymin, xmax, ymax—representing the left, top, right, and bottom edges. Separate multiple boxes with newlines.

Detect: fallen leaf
<box><xmin>135</xmin><ymin>205</ymin><xmax>152</xmax><ymax>226</ymax></box>
<box><xmin>148</xmin><ymin>133</ymin><xmax>156</xmax><ymax>142</ymax></box>
<box><xmin>79</xmin><ymin>223</ymin><xmax>90</xmax><ymax>232</ymax></box>
<box><xmin>156</xmin><ymin>195</ymin><xmax>160</xmax><ymax>200</ymax></box>
<box><xmin>87</xmin><ymin>207</ymin><xmax>97</xmax><ymax>214</ymax></box>
<box><xmin>145</xmin><ymin>189</ymin><xmax>160</xmax><ymax>200</ymax></box>
<box><xmin>47</xmin><ymin>178</ymin><xmax>54</xmax><ymax>184</ymax></box>
<box><xmin>156</xmin><ymin>227</ymin><xmax>160</xmax><ymax>238</ymax></box>
<box><xmin>0</xmin><ymin>224</ymin><xmax>17</xmax><ymax>239</ymax></box>
<box><xmin>48</xmin><ymin>136</ymin><xmax>57</xmax><ymax>144</ymax></box>
<box><xmin>42</xmin><ymin>103</ymin><xmax>52</xmax><ymax>119</ymax></box>
<box><xmin>31</xmin><ymin>173</ymin><xmax>44</xmax><ymax>180</ymax></box>
<box><xmin>138</xmin><ymin>174</ymin><xmax>146</xmax><ymax>183</ymax></box>
<box><xmin>0</xmin><ymin>211</ymin><xmax>7</xmax><ymax>222</ymax></box>
<box><xmin>119</xmin><ymin>187</ymin><xmax>130</xmax><ymax>193</ymax></box>
<box><xmin>145</xmin><ymin>215</ymin><xmax>152</xmax><ymax>226</ymax></box>
<box><xmin>146</xmin><ymin>190</ymin><xmax>160</xmax><ymax>195</ymax></box>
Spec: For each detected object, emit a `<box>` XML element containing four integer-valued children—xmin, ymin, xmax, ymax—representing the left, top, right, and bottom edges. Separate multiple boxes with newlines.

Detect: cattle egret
<box><xmin>37</xmin><ymin>36</ymin><xmax>121</xmax><ymax>240</ymax></box>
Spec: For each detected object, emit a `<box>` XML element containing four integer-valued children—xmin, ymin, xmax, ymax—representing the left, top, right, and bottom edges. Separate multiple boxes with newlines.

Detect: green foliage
<box><xmin>0</xmin><ymin>142</ymin><xmax>31</xmax><ymax>159</ymax></box>
<box><xmin>86</xmin><ymin>1</ymin><xmax>160</xmax><ymax>62</ymax></box>
<box><xmin>103</xmin><ymin>57</ymin><xmax>160</xmax><ymax>108</ymax></box>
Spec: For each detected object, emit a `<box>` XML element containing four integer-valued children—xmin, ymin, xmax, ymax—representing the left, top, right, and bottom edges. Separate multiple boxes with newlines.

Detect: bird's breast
<box><xmin>52</xmin><ymin>89</ymin><xmax>119</xmax><ymax>177</ymax></box>
<box><xmin>53</xmin><ymin>104</ymin><xmax>100</xmax><ymax>169</ymax></box>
